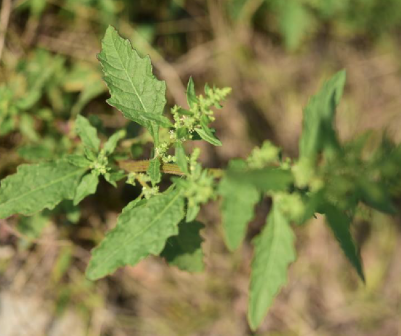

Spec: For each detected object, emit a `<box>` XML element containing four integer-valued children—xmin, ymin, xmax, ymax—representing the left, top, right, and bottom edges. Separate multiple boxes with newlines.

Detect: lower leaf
<box><xmin>248</xmin><ymin>202</ymin><xmax>296</xmax><ymax>330</ymax></box>
<box><xmin>86</xmin><ymin>189</ymin><xmax>185</xmax><ymax>280</ymax></box>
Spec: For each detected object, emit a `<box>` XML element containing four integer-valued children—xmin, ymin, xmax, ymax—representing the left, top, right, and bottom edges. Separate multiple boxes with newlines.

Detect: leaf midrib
<box><xmin>250</xmin><ymin>207</ymin><xmax>285</xmax><ymax>323</ymax></box>
<box><xmin>94</xmin><ymin>190</ymin><xmax>183</xmax><ymax>273</ymax></box>
<box><xmin>0</xmin><ymin>166</ymin><xmax>85</xmax><ymax>210</ymax></box>
<box><xmin>110</xmin><ymin>32</ymin><xmax>148</xmax><ymax>114</ymax></box>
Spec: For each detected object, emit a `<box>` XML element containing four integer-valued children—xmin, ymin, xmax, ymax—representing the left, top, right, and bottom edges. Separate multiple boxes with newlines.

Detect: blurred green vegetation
<box><xmin>1</xmin><ymin>0</ymin><xmax>401</xmax><ymax>335</ymax></box>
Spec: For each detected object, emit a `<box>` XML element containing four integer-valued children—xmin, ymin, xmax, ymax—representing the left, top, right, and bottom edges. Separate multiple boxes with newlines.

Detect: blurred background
<box><xmin>1</xmin><ymin>0</ymin><xmax>401</xmax><ymax>335</ymax></box>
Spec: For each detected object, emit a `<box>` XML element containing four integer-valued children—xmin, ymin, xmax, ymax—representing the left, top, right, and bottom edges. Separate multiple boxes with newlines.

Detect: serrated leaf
<box><xmin>76</xmin><ymin>115</ymin><xmax>100</xmax><ymax>152</ymax></box>
<box><xmin>86</xmin><ymin>189</ymin><xmax>185</xmax><ymax>280</ymax></box>
<box><xmin>104</xmin><ymin>129</ymin><xmax>126</xmax><ymax>155</ymax></box>
<box><xmin>248</xmin><ymin>203</ymin><xmax>296</xmax><ymax>331</ymax></box>
<box><xmin>299</xmin><ymin>70</ymin><xmax>346</xmax><ymax>162</ymax></box>
<box><xmin>186</xmin><ymin>77</ymin><xmax>197</xmax><ymax>108</ymax></box>
<box><xmin>161</xmin><ymin>221</ymin><xmax>204</xmax><ymax>272</ymax></box>
<box><xmin>323</xmin><ymin>204</ymin><xmax>365</xmax><ymax>281</ymax></box>
<box><xmin>0</xmin><ymin>160</ymin><xmax>86</xmax><ymax>218</ymax></box>
<box><xmin>219</xmin><ymin>175</ymin><xmax>260</xmax><ymax>250</ymax></box>
<box><xmin>175</xmin><ymin>142</ymin><xmax>188</xmax><ymax>174</ymax></box>
<box><xmin>226</xmin><ymin>168</ymin><xmax>293</xmax><ymax>192</ymax></box>
<box><xmin>73</xmin><ymin>173</ymin><xmax>99</xmax><ymax>205</ymax></box>
<box><xmin>98</xmin><ymin>26</ymin><xmax>171</xmax><ymax>138</ymax></box>
<box><xmin>147</xmin><ymin>158</ymin><xmax>161</xmax><ymax>185</ymax></box>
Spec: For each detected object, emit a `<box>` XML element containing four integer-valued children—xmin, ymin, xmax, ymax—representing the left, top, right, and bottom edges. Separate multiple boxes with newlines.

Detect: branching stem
<box><xmin>118</xmin><ymin>160</ymin><xmax>224</xmax><ymax>178</ymax></box>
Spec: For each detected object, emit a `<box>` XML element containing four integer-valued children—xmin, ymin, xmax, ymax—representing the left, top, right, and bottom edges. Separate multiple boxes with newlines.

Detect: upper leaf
<box><xmin>219</xmin><ymin>172</ymin><xmax>260</xmax><ymax>251</ymax></box>
<box><xmin>0</xmin><ymin>160</ymin><xmax>86</xmax><ymax>218</ymax></box>
<box><xmin>86</xmin><ymin>189</ymin><xmax>185</xmax><ymax>280</ymax></box>
<box><xmin>98</xmin><ymin>26</ymin><xmax>171</xmax><ymax>133</ymax></box>
<box><xmin>323</xmin><ymin>204</ymin><xmax>365</xmax><ymax>281</ymax></box>
<box><xmin>161</xmin><ymin>221</ymin><xmax>205</xmax><ymax>272</ymax></box>
<box><xmin>248</xmin><ymin>202</ymin><xmax>296</xmax><ymax>330</ymax></box>
<box><xmin>299</xmin><ymin>70</ymin><xmax>346</xmax><ymax>162</ymax></box>
<box><xmin>75</xmin><ymin>115</ymin><xmax>101</xmax><ymax>152</ymax></box>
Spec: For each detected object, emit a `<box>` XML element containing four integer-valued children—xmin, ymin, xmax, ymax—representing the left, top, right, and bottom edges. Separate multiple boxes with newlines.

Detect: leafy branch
<box><xmin>0</xmin><ymin>26</ymin><xmax>400</xmax><ymax>332</ymax></box>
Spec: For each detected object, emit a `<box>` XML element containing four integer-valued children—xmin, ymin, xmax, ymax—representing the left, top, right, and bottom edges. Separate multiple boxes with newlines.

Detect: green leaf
<box><xmin>299</xmin><ymin>70</ymin><xmax>346</xmax><ymax>162</ymax></box>
<box><xmin>104</xmin><ymin>169</ymin><xmax>126</xmax><ymax>187</ymax></box>
<box><xmin>358</xmin><ymin>178</ymin><xmax>396</xmax><ymax>214</ymax></box>
<box><xmin>19</xmin><ymin>114</ymin><xmax>39</xmax><ymax>141</ymax></box>
<box><xmin>62</xmin><ymin>200</ymin><xmax>81</xmax><ymax>224</ymax></box>
<box><xmin>196</xmin><ymin>115</ymin><xmax>222</xmax><ymax>146</ymax></box>
<box><xmin>75</xmin><ymin>115</ymin><xmax>101</xmax><ymax>152</ymax></box>
<box><xmin>66</xmin><ymin>155</ymin><xmax>92</xmax><ymax>168</ymax></box>
<box><xmin>186</xmin><ymin>77</ymin><xmax>197</xmax><ymax>108</ymax></box>
<box><xmin>73</xmin><ymin>173</ymin><xmax>99</xmax><ymax>205</ymax></box>
<box><xmin>175</xmin><ymin>142</ymin><xmax>188</xmax><ymax>175</ymax></box>
<box><xmin>176</xmin><ymin>108</ymin><xmax>193</xmax><ymax>116</ymax></box>
<box><xmin>147</xmin><ymin>157</ymin><xmax>162</xmax><ymax>185</ymax></box>
<box><xmin>186</xmin><ymin>204</ymin><xmax>200</xmax><ymax>222</ymax></box>
<box><xmin>248</xmin><ymin>203</ymin><xmax>296</xmax><ymax>331</ymax></box>
<box><xmin>278</xmin><ymin>0</ymin><xmax>313</xmax><ymax>51</ymax></box>
<box><xmin>0</xmin><ymin>160</ymin><xmax>86</xmax><ymax>218</ymax></box>
<box><xmin>161</xmin><ymin>221</ymin><xmax>204</xmax><ymax>272</ymax></box>
<box><xmin>226</xmin><ymin>168</ymin><xmax>293</xmax><ymax>192</ymax></box>
<box><xmin>219</xmin><ymin>174</ymin><xmax>260</xmax><ymax>250</ymax></box>
<box><xmin>195</xmin><ymin>126</ymin><xmax>222</xmax><ymax>146</ymax></box>
<box><xmin>98</xmin><ymin>26</ymin><xmax>171</xmax><ymax>137</ymax></box>
<box><xmin>323</xmin><ymin>204</ymin><xmax>365</xmax><ymax>281</ymax></box>
<box><xmin>104</xmin><ymin>129</ymin><xmax>126</xmax><ymax>155</ymax></box>
<box><xmin>86</xmin><ymin>189</ymin><xmax>185</xmax><ymax>280</ymax></box>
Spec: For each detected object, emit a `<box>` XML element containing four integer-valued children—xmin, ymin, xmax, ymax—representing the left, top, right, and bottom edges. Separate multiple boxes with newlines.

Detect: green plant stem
<box><xmin>118</xmin><ymin>160</ymin><xmax>224</xmax><ymax>178</ymax></box>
